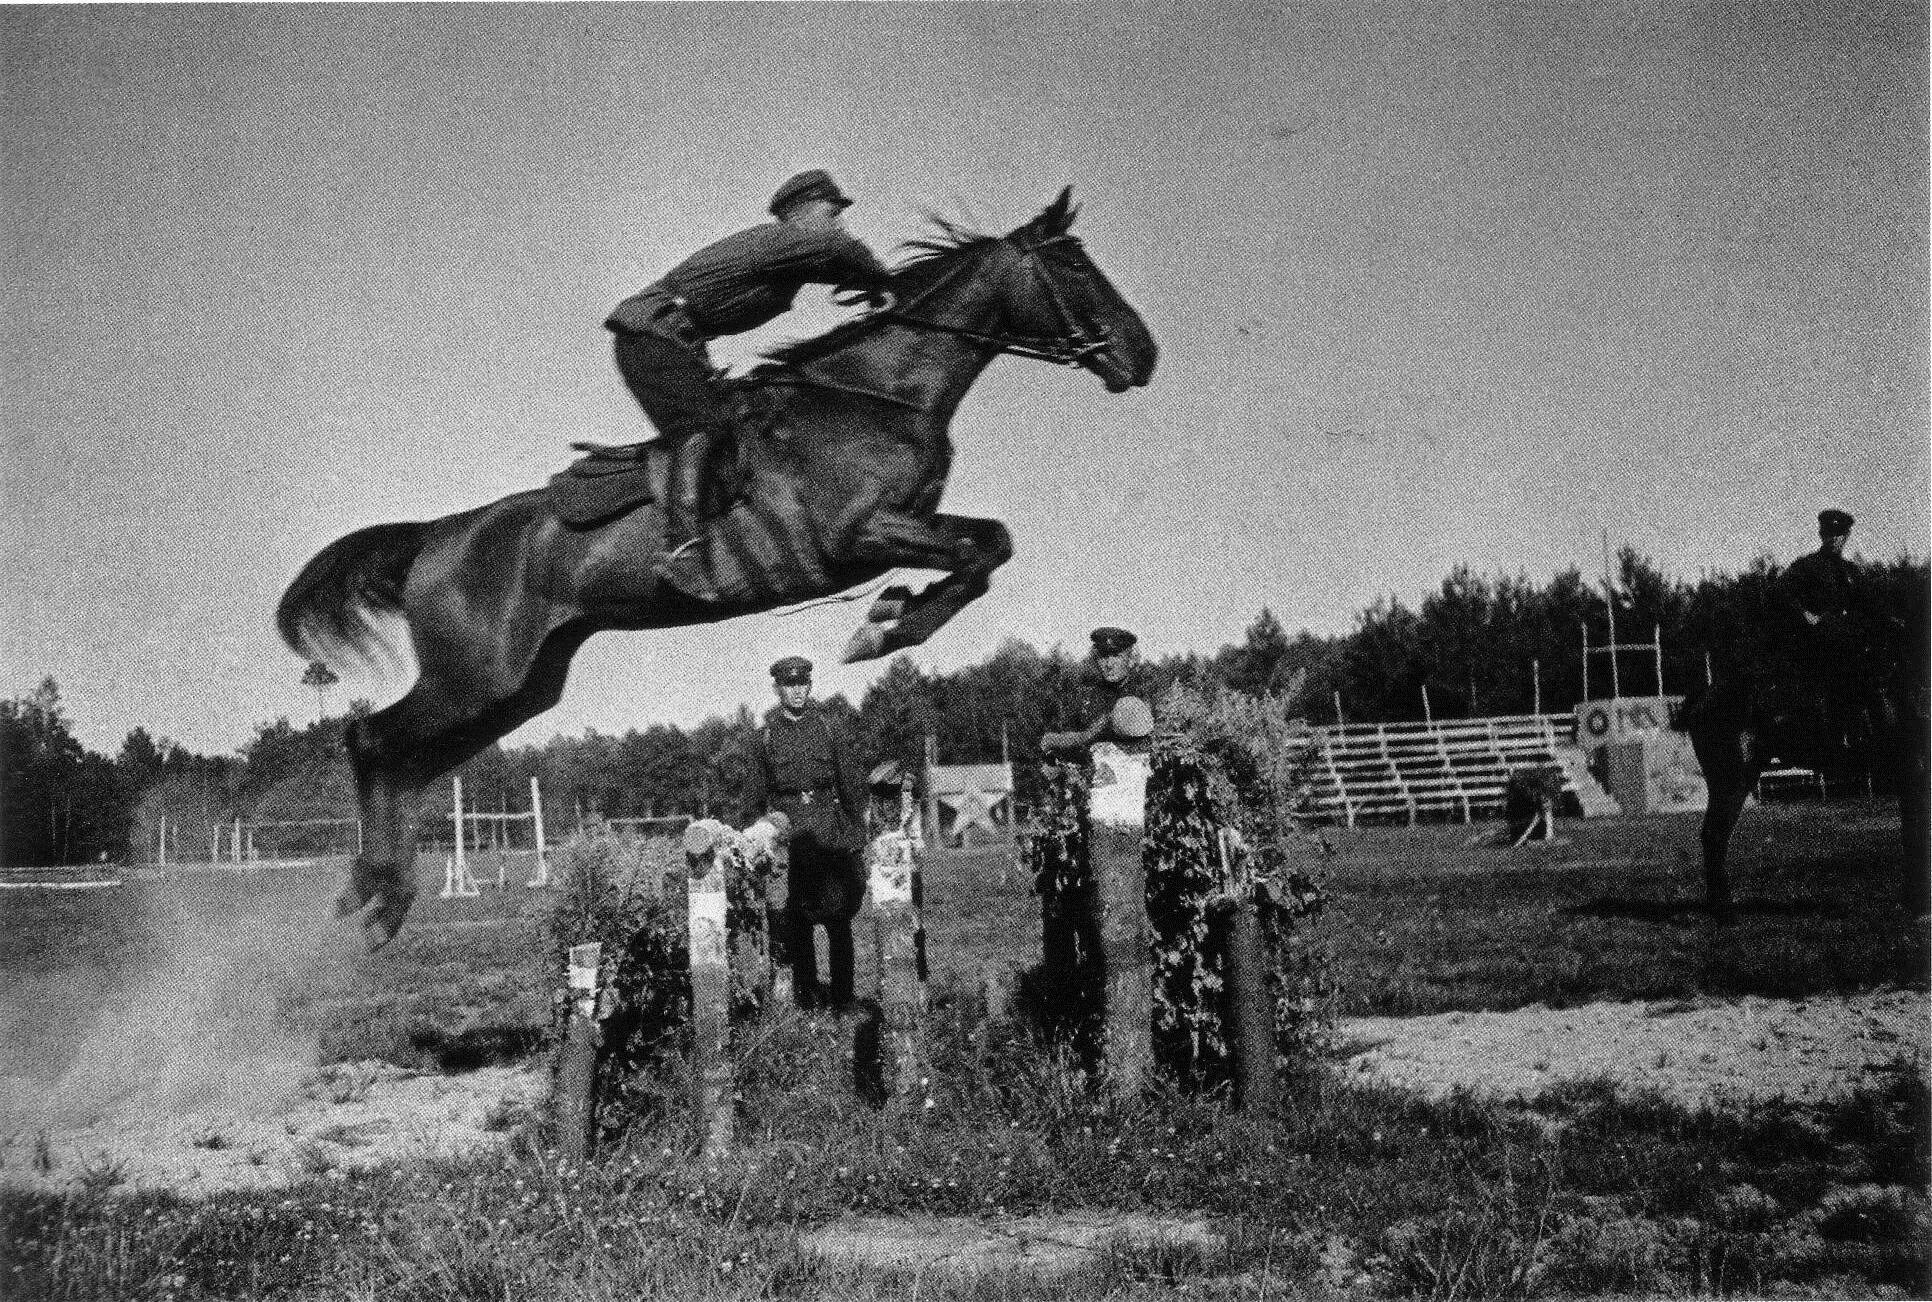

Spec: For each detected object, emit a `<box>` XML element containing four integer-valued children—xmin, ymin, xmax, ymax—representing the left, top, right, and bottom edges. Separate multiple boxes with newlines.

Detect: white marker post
<box><xmin>526</xmin><ymin>776</ymin><xmax>549</xmax><ymax>887</ymax></box>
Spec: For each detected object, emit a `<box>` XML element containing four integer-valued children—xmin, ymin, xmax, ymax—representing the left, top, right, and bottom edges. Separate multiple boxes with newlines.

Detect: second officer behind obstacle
<box><xmin>1042</xmin><ymin>626</ymin><xmax>1153</xmax><ymax>756</ymax></box>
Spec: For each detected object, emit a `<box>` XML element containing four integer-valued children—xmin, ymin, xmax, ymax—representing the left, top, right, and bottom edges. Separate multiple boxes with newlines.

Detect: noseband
<box><xmin>886</xmin><ymin>234</ymin><xmax>1117</xmax><ymax>370</ymax></box>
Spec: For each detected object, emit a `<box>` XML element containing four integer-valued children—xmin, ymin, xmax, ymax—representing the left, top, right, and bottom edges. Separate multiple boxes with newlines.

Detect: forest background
<box><xmin>6</xmin><ymin>550</ymin><xmax>1926</xmax><ymax>867</ymax></box>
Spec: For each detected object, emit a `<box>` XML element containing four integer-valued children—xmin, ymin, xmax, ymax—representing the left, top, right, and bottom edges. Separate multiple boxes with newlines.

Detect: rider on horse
<box><xmin>605</xmin><ymin>170</ymin><xmax>894</xmax><ymax>595</ymax></box>
<box><xmin>1779</xmin><ymin>508</ymin><xmax>1879</xmax><ymax>751</ymax></box>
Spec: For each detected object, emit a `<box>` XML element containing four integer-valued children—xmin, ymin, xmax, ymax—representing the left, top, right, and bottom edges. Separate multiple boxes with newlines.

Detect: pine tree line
<box><xmin>5</xmin><ymin>551</ymin><xmax>1923</xmax><ymax>865</ymax></box>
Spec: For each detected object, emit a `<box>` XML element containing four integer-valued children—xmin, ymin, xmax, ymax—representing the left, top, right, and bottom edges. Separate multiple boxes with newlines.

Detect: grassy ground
<box><xmin>2</xmin><ymin>803</ymin><xmax>1926</xmax><ymax>1299</ymax></box>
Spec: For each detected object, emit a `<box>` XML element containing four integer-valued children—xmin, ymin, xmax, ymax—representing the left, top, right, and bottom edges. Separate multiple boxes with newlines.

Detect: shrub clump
<box><xmin>1019</xmin><ymin>681</ymin><xmax>1332</xmax><ymax>1089</ymax></box>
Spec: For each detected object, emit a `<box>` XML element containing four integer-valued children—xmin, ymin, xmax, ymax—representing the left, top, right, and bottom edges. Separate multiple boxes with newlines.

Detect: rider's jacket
<box><xmin>607</xmin><ymin>223</ymin><xmax>890</xmax><ymax>342</ymax></box>
<box><xmin>1781</xmin><ymin>547</ymin><xmax>1864</xmax><ymax>625</ymax></box>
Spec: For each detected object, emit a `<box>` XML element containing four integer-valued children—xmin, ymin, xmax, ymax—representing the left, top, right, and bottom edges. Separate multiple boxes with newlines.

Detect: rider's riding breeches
<box><xmin>611</xmin><ymin>329</ymin><xmax>734</xmax><ymax>541</ymax></box>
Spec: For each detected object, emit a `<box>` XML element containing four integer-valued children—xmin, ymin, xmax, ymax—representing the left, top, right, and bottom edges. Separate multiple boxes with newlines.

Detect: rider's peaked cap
<box><xmin>1090</xmin><ymin>627</ymin><xmax>1138</xmax><ymax>656</ymax></box>
<box><xmin>1818</xmin><ymin>509</ymin><xmax>1855</xmax><ymax>535</ymax></box>
<box><xmin>769</xmin><ymin>170</ymin><xmax>852</xmax><ymax>216</ymax></box>
<box><xmin>770</xmin><ymin>655</ymin><xmax>814</xmax><ymax>684</ymax></box>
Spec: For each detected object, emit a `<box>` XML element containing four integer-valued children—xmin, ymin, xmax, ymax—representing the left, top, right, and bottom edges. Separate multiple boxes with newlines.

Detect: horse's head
<box><xmin>997</xmin><ymin>188</ymin><xmax>1157</xmax><ymax>393</ymax></box>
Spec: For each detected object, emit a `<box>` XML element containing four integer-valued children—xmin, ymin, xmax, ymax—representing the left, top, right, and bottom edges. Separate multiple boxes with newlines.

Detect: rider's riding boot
<box><xmin>662</xmin><ymin>426</ymin><xmax>716</xmax><ymax>550</ymax></box>
<box><xmin>653</xmin><ymin>425</ymin><xmax>729</xmax><ymax>603</ymax></box>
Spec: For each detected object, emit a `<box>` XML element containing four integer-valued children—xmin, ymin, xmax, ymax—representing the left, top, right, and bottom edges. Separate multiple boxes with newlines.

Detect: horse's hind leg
<box><xmin>343</xmin><ymin>622</ymin><xmax>590</xmax><ymax>949</ymax></box>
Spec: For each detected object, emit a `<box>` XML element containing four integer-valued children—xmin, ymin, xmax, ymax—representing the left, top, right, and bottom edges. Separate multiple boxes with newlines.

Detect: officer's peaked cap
<box><xmin>770</xmin><ymin>655</ymin><xmax>814</xmax><ymax>684</ymax></box>
<box><xmin>1818</xmin><ymin>509</ymin><xmax>1855</xmax><ymax>535</ymax></box>
<box><xmin>1090</xmin><ymin>626</ymin><xmax>1138</xmax><ymax>656</ymax></box>
<box><xmin>769</xmin><ymin>170</ymin><xmax>852</xmax><ymax>216</ymax></box>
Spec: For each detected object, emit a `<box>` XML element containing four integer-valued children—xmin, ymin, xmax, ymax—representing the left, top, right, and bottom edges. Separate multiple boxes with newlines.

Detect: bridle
<box><xmin>884</xmin><ymin>233</ymin><xmax>1118</xmax><ymax>371</ymax></box>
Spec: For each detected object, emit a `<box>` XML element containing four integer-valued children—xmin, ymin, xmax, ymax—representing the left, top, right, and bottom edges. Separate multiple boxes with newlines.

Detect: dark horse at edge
<box><xmin>1676</xmin><ymin>598</ymin><xmax>1930</xmax><ymax>918</ymax></box>
<box><xmin>277</xmin><ymin>190</ymin><xmax>1157</xmax><ymax>949</ymax></box>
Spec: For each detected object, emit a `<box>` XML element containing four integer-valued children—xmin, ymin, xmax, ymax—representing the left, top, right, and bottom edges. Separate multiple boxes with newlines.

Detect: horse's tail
<box><xmin>276</xmin><ymin>521</ymin><xmax>430</xmax><ymax>668</ymax></box>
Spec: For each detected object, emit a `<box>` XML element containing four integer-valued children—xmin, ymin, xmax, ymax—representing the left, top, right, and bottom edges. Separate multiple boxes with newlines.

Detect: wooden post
<box><xmin>528</xmin><ymin>776</ymin><xmax>549</xmax><ymax>887</ymax></box>
<box><xmin>555</xmin><ymin>941</ymin><xmax>602</xmax><ymax>1161</ymax></box>
<box><xmin>1532</xmin><ymin>658</ymin><xmax>1542</xmax><ymax>716</ymax></box>
<box><xmin>922</xmin><ymin>732</ymin><xmax>942</xmax><ymax>848</ymax></box>
<box><xmin>867</xmin><ymin>817</ymin><xmax>929</xmax><ymax>1112</ymax></box>
<box><xmin>1088</xmin><ymin>741</ymin><xmax>1153</xmax><ymax>1100</ymax></box>
<box><xmin>232</xmin><ymin>816</ymin><xmax>242</xmax><ymax>863</ymax></box>
<box><xmin>452</xmin><ymin>777</ymin><xmax>466</xmax><ymax>886</ymax></box>
<box><xmin>1217</xmin><ymin>828</ymin><xmax>1278</xmax><ymax>1112</ymax></box>
<box><xmin>684</xmin><ymin>820</ymin><xmax>734</xmax><ymax>1163</ymax></box>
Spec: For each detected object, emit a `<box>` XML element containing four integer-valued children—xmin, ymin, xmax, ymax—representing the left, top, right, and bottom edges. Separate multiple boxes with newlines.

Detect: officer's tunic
<box><xmin>741</xmin><ymin>704</ymin><xmax>865</xmax><ymax>849</ymax></box>
<box><xmin>1076</xmin><ymin>667</ymin><xmax>1142</xmax><ymax>734</ymax></box>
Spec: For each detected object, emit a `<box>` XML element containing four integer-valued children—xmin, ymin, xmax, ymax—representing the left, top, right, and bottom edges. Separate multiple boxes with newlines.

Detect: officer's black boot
<box><xmin>788</xmin><ymin>911</ymin><xmax>821</xmax><ymax>1010</ymax></box>
<box><xmin>826</xmin><ymin>920</ymin><xmax>856</xmax><ymax>1009</ymax></box>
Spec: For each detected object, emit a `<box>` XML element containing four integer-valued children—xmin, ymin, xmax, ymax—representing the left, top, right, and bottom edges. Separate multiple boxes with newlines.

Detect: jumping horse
<box><xmin>1676</xmin><ymin>603</ymin><xmax>1930</xmax><ymax>918</ymax></box>
<box><xmin>277</xmin><ymin>190</ymin><xmax>1157</xmax><ymax>948</ymax></box>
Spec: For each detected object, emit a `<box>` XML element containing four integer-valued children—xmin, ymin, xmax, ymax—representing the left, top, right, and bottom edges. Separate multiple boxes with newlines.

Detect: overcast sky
<box><xmin>4</xmin><ymin>2</ymin><xmax>1926</xmax><ymax>755</ymax></box>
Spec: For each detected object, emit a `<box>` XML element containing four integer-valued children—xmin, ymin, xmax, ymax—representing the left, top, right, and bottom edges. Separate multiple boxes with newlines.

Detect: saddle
<box><xmin>546</xmin><ymin>385</ymin><xmax>785</xmax><ymax>530</ymax></box>
<box><xmin>545</xmin><ymin>440</ymin><xmax>669</xmax><ymax>529</ymax></box>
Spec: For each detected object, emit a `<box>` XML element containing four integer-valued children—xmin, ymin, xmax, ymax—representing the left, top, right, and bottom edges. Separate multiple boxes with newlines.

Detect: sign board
<box><xmin>1575</xmin><ymin>698</ymin><xmax>1706</xmax><ymax>814</ymax></box>
<box><xmin>1575</xmin><ymin>696</ymin><xmax>1681</xmax><ymax>750</ymax></box>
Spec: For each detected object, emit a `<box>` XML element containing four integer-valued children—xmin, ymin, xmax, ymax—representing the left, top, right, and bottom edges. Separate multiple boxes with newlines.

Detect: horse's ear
<box><xmin>1044</xmin><ymin>186</ymin><xmax>1078</xmax><ymax>232</ymax></box>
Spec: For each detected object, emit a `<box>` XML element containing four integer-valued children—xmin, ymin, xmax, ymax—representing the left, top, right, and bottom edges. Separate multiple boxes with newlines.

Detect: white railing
<box><xmin>1299</xmin><ymin>713</ymin><xmax>1583</xmax><ymax>827</ymax></box>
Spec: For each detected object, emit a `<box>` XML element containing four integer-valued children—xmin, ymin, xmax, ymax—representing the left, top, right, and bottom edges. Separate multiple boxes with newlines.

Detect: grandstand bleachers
<box><xmin>1298</xmin><ymin>713</ymin><xmax>1598</xmax><ymax>826</ymax></box>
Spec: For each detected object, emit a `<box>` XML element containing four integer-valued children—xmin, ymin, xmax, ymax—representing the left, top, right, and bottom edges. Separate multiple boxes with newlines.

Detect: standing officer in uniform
<box><xmin>605</xmin><ymin>171</ymin><xmax>894</xmax><ymax>563</ymax></box>
<box><xmin>1043</xmin><ymin>626</ymin><xmax>1150</xmax><ymax>756</ymax></box>
<box><xmin>740</xmin><ymin>655</ymin><xmax>869</xmax><ymax>1008</ymax></box>
<box><xmin>1779</xmin><ymin>509</ymin><xmax>1870</xmax><ymax>746</ymax></box>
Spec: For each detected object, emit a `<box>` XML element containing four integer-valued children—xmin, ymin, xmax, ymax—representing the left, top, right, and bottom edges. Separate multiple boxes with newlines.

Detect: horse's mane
<box><xmin>758</xmin><ymin>217</ymin><xmax>1001</xmax><ymax>371</ymax></box>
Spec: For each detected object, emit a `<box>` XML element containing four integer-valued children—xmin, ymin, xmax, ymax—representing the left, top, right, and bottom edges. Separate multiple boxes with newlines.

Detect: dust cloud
<box><xmin>0</xmin><ymin>871</ymin><xmax>359</xmax><ymax>1139</ymax></box>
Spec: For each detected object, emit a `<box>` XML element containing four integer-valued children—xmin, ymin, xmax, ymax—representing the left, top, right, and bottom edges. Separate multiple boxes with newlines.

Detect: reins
<box><xmin>883</xmin><ymin>234</ymin><xmax>1116</xmax><ymax>369</ymax></box>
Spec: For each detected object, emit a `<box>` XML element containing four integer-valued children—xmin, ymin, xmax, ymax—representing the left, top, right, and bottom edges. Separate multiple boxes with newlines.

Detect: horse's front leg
<box><xmin>840</xmin><ymin>511</ymin><xmax>1013</xmax><ymax>662</ymax></box>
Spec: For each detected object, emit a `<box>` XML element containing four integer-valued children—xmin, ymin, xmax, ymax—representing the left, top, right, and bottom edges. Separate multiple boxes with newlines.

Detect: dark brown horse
<box><xmin>277</xmin><ymin>191</ymin><xmax>1156</xmax><ymax>948</ymax></box>
<box><xmin>1677</xmin><ymin>606</ymin><xmax>1930</xmax><ymax>918</ymax></box>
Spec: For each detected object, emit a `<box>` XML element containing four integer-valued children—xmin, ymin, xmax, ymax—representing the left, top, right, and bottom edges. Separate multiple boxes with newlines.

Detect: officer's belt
<box><xmin>774</xmin><ymin>787</ymin><xmax>837</xmax><ymax>806</ymax></box>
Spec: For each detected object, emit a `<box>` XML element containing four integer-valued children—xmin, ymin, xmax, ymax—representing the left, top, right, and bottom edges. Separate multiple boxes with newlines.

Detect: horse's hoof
<box><xmin>842</xmin><ymin>624</ymin><xmax>888</xmax><ymax>663</ymax></box>
<box><xmin>867</xmin><ymin>585</ymin><xmax>912</xmax><ymax>623</ymax></box>
<box><xmin>360</xmin><ymin>887</ymin><xmax>418</xmax><ymax>952</ymax></box>
<box><xmin>334</xmin><ymin>884</ymin><xmax>367</xmax><ymax>920</ymax></box>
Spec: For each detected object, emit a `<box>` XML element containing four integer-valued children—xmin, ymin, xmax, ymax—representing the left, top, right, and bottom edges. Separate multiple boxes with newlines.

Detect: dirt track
<box><xmin>5</xmin><ymin>989</ymin><xmax>1924</xmax><ymax>1197</ymax></box>
<box><xmin>1338</xmin><ymin>988</ymin><xmax>1929</xmax><ymax>1107</ymax></box>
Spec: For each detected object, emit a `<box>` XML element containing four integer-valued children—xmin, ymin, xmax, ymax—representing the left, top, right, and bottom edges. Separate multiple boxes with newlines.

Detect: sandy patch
<box><xmin>1338</xmin><ymin>988</ymin><xmax>1929</xmax><ymax>1108</ymax></box>
<box><xmin>0</xmin><ymin>1061</ymin><xmax>546</xmax><ymax>1195</ymax></box>
<box><xmin>804</xmin><ymin>1211</ymin><xmax>1224</xmax><ymax>1279</ymax></box>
